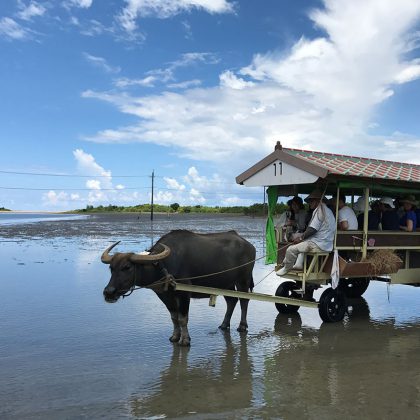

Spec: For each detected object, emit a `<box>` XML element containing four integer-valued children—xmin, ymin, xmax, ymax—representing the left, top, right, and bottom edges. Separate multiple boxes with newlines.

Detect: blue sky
<box><xmin>1</xmin><ymin>0</ymin><xmax>420</xmax><ymax>210</ymax></box>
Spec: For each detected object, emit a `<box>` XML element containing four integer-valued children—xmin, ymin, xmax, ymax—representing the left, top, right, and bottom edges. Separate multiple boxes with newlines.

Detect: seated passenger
<box><xmin>276</xmin><ymin>190</ymin><xmax>336</xmax><ymax>276</ymax></box>
<box><xmin>379</xmin><ymin>197</ymin><xmax>400</xmax><ymax>230</ymax></box>
<box><xmin>286</xmin><ymin>196</ymin><xmax>308</xmax><ymax>235</ymax></box>
<box><xmin>399</xmin><ymin>195</ymin><xmax>417</xmax><ymax>232</ymax></box>
<box><xmin>331</xmin><ymin>194</ymin><xmax>358</xmax><ymax>230</ymax></box>
<box><xmin>353</xmin><ymin>197</ymin><xmax>380</xmax><ymax>230</ymax></box>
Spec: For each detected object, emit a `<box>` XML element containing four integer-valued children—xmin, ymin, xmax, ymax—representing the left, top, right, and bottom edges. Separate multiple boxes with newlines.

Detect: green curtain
<box><xmin>265</xmin><ymin>186</ymin><xmax>278</xmax><ymax>264</ymax></box>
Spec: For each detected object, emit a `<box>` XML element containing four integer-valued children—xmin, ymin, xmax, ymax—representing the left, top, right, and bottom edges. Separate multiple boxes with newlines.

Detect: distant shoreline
<box><xmin>0</xmin><ymin>210</ymin><xmax>64</xmax><ymax>214</ymax></box>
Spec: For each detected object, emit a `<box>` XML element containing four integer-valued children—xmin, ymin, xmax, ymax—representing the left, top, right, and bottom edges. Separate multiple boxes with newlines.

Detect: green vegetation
<box><xmin>72</xmin><ymin>202</ymin><xmax>290</xmax><ymax>216</ymax></box>
<box><xmin>0</xmin><ymin>207</ymin><xmax>11</xmax><ymax>211</ymax></box>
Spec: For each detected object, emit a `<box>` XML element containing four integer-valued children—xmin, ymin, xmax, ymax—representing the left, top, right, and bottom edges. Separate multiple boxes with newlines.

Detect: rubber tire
<box><xmin>319</xmin><ymin>287</ymin><xmax>347</xmax><ymax>323</ymax></box>
<box><xmin>338</xmin><ymin>278</ymin><xmax>370</xmax><ymax>298</ymax></box>
<box><xmin>275</xmin><ymin>281</ymin><xmax>300</xmax><ymax>314</ymax></box>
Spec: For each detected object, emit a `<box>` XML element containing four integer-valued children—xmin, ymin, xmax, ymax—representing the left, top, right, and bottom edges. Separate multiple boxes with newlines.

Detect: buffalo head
<box><xmin>101</xmin><ymin>241</ymin><xmax>171</xmax><ymax>303</ymax></box>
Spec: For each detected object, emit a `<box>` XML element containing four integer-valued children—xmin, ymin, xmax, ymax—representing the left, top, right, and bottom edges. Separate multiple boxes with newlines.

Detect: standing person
<box><xmin>353</xmin><ymin>197</ymin><xmax>379</xmax><ymax>230</ymax></box>
<box><xmin>399</xmin><ymin>195</ymin><xmax>417</xmax><ymax>232</ymax></box>
<box><xmin>276</xmin><ymin>190</ymin><xmax>336</xmax><ymax>276</ymax></box>
<box><xmin>379</xmin><ymin>197</ymin><xmax>399</xmax><ymax>230</ymax></box>
<box><xmin>331</xmin><ymin>194</ymin><xmax>358</xmax><ymax>230</ymax></box>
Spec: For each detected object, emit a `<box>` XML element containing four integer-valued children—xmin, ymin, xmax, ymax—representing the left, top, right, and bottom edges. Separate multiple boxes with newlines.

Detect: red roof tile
<box><xmin>284</xmin><ymin>148</ymin><xmax>420</xmax><ymax>183</ymax></box>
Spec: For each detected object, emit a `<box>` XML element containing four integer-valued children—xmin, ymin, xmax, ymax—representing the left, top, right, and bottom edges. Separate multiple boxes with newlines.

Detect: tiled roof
<box><xmin>284</xmin><ymin>148</ymin><xmax>420</xmax><ymax>183</ymax></box>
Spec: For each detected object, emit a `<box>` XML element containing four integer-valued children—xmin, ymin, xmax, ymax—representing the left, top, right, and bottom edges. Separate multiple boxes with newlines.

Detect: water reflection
<box><xmin>267</xmin><ymin>297</ymin><xmax>420</xmax><ymax>419</ymax></box>
<box><xmin>1</xmin><ymin>214</ymin><xmax>419</xmax><ymax>418</ymax></box>
<box><xmin>130</xmin><ymin>333</ymin><xmax>253</xmax><ymax>418</ymax></box>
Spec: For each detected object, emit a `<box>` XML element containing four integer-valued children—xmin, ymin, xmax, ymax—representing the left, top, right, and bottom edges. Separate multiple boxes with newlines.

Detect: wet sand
<box><xmin>0</xmin><ymin>213</ymin><xmax>419</xmax><ymax>419</ymax></box>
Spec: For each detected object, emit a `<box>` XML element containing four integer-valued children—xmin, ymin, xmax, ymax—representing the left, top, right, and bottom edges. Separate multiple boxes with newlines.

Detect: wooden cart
<box><xmin>234</xmin><ymin>142</ymin><xmax>420</xmax><ymax>322</ymax></box>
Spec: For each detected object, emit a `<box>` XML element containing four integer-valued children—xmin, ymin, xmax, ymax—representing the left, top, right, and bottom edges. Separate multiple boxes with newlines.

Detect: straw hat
<box><xmin>304</xmin><ymin>190</ymin><xmax>324</xmax><ymax>203</ymax></box>
<box><xmin>400</xmin><ymin>194</ymin><xmax>417</xmax><ymax>206</ymax></box>
<box><xmin>379</xmin><ymin>197</ymin><xmax>395</xmax><ymax>208</ymax></box>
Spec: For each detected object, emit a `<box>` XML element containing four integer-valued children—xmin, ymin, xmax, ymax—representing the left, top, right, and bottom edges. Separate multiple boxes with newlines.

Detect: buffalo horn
<box><xmin>101</xmin><ymin>241</ymin><xmax>121</xmax><ymax>264</ymax></box>
<box><xmin>130</xmin><ymin>243</ymin><xmax>171</xmax><ymax>263</ymax></box>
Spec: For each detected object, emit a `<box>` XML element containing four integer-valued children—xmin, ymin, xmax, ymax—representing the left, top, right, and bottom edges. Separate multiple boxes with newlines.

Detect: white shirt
<box><xmin>338</xmin><ymin>206</ymin><xmax>358</xmax><ymax>230</ymax></box>
<box><xmin>308</xmin><ymin>203</ymin><xmax>336</xmax><ymax>251</ymax></box>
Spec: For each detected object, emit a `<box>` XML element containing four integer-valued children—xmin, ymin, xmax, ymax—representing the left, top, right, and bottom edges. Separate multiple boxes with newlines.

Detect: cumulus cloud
<box><xmin>151</xmin><ymin>166</ymin><xmax>259</xmax><ymax>206</ymax></box>
<box><xmin>219</xmin><ymin>70</ymin><xmax>255</xmax><ymax>90</ymax></box>
<box><xmin>43</xmin><ymin>150</ymin><xmax>143</xmax><ymax>208</ymax></box>
<box><xmin>83</xmin><ymin>0</ymin><xmax>420</xmax><ymax>167</ymax></box>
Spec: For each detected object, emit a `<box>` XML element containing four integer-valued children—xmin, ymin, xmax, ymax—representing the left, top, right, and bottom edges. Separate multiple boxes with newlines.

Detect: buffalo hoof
<box><xmin>178</xmin><ymin>337</ymin><xmax>191</xmax><ymax>347</ymax></box>
<box><xmin>237</xmin><ymin>323</ymin><xmax>248</xmax><ymax>333</ymax></box>
<box><xmin>169</xmin><ymin>334</ymin><xmax>180</xmax><ymax>343</ymax></box>
<box><xmin>218</xmin><ymin>323</ymin><xmax>230</xmax><ymax>330</ymax></box>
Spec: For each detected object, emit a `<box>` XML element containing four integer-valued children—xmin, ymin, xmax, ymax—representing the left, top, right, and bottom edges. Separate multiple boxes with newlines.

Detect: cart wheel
<box><xmin>338</xmin><ymin>277</ymin><xmax>370</xmax><ymax>298</ymax></box>
<box><xmin>319</xmin><ymin>287</ymin><xmax>347</xmax><ymax>323</ymax></box>
<box><xmin>275</xmin><ymin>281</ymin><xmax>300</xmax><ymax>314</ymax></box>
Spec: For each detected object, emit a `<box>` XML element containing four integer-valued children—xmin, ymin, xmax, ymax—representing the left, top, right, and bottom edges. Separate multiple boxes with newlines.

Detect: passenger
<box><xmin>331</xmin><ymin>194</ymin><xmax>358</xmax><ymax>230</ymax></box>
<box><xmin>394</xmin><ymin>197</ymin><xmax>405</xmax><ymax>219</ymax></box>
<box><xmin>399</xmin><ymin>195</ymin><xmax>417</xmax><ymax>232</ymax></box>
<box><xmin>275</xmin><ymin>199</ymin><xmax>294</xmax><ymax>242</ymax></box>
<box><xmin>353</xmin><ymin>197</ymin><xmax>380</xmax><ymax>230</ymax></box>
<box><xmin>276</xmin><ymin>190</ymin><xmax>336</xmax><ymax>276</ymax></box>
<box><xmin>379</xmin><ymin>197</ymin><xmax>400</xmax><ymax>230</ymax></box>
<box><xmin>275</xmin><ymin>199</ymin><xmax>293</xmax><ymax>228</ymax></box>
<box><xmin>285</xmin><ymin>196</ymin><xmax>308</xmax><ymax>236</ymax></box>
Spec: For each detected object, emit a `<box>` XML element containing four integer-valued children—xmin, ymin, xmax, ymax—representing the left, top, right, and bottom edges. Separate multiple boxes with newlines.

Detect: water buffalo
<box><xmin>102</xmin><ymin>230</ymin><xmax>256</xmax><ymax>346</ymax></box>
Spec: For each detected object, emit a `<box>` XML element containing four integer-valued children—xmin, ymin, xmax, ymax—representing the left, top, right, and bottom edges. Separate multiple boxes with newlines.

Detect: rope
<box><xmin>124</xmin><ymin>242</ymin><xmax>290</xmax><ymax>295</ymax></box>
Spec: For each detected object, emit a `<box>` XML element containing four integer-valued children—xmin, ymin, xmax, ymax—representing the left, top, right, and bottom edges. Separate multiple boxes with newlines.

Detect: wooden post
<box><xmin>151</xmin><ymin>170</ymin><xmax>154</xmax><ymax>221</ymax></box>
<box><xmin>362</xmin><ymin>187</ymin><xmax>369</xmax><ymax>260</ymax></box>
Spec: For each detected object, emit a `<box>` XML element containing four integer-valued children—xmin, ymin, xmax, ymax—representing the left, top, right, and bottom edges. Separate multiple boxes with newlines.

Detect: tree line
<box><xmin>73</xmin><ymin>202</ymin><xmax>290</xmax><ymax>216</ymax></box>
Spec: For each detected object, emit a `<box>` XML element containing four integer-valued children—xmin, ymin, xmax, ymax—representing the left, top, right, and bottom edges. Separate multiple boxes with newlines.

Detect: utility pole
<box><xmin>151</xmin><ymin>170</ymin><xmax>154</xmax><ymax>221</ymax></box>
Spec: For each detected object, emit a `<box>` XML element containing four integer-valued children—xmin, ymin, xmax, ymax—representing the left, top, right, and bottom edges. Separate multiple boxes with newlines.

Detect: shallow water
<box><xmin>0</xmin><ymin>213</ymin><xmax>419</xmax><ymax>419</ymax></box>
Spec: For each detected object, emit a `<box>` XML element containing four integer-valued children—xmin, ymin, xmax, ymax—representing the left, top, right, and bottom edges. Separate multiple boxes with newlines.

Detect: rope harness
<box><xmin>120</xmin><ymin>243</ymin><xmax>290</xmax><ymax>298</ymax></box>
<box><xmin>120</xmin><ymin>187</ymin><xmax>332</xmax><ymax>299</ymax></box>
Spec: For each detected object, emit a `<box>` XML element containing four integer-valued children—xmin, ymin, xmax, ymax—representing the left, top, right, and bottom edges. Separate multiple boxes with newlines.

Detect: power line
<box><xmin>0</xmin><ymin>170</ymin><xmax>159</xmax><ymax>178</ymax></box>
<box><xmin>0</xmin><ymin>186</ymin><xmax>150</xmax><ymax>191</ymax></box>
<box><xmin>0</xmin><ymin>185</ymin><xmax>261</xmax><ymax>196</ymax></box>
<box><xmin>0</xmin><ymin>170</ymin><xmax>239</xmax><ymax>185</ymax></box>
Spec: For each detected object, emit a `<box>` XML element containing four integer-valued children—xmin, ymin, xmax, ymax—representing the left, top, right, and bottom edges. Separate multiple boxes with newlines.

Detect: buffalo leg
<box><xmin>169</xmin><ymin>311</ymin><xmax>181</xmax><ymax>343</ymax></box>
<box><xmin>219</xmin><ymin>296</ymin><xmax>238</xmax><ymax>330</ymax></box>
<box><xmin>177</xmin><ymin>294</ymin><xmax>191</xmax><ymax>346</ymax></box>
<box><xmin>158</xmin><ymin>293</ymin><xmax>181</xmax><ymax>343</ymax></box>
<box><xmin>236</xmin><ymin>279</ymin><xmax>250</xmax><ymax>332</ymax></box>
<box><xmin>237</xmin><ymin>298</ymin><xmax>249</xmax><ymax>332</ymax></box>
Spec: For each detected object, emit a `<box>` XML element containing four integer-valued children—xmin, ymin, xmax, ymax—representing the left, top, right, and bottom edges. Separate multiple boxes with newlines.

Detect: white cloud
<box><xmin>114</xmin><ymin>76</ymin><xmax>157</xmax><ymax>88</ymax></box>
<box><xmin>83</xmin><ymin>0</ymin><xmax>420</xmax><ymax>168</ymax></box>
<box><xmin>73</xmin><ymin>149</ymin><xmax>113</xmax><ymax>189</ymax></box>
<box><xmin>17</xmin><ymin>2</ymin><xmax>46</xmax><ymax>21</ymax></box>
<box><xmin>65</xmin><ymin>0</ymin><xmax>93</xmax><ymax>9</ymax></box>
<box><xmin>83</xmin><ymin>53</ymin><xmax>121</xmax><ymax>74</ymax></box>
<box><xmin>167</xmin><ymin>79</ymin><xmax>201</xmax><ymax>89</ymax></box>
<box><xmin>86</xmin><ymin>179</ymin><xmax>101</xmax><ymax>190</ymax></box>
<box><xmin>164</xmin><ymin>177</ymin><xmax>186</xmax><ymax>191</ymax></box>
<box><xmin>394</xmin><ymin>60</ymin><xmax>420</xmax><ymax>83</ymax></box>
<box><xmin>220</xmin><ymin>70</ymin><xmax>254</xmax><ymax>90</ymax></box>
<box><xmin>0</xmin><ymin>17</ymin><xmax>31</xmax><ymax>40</ymax></box>
<box><xmin>111</xmin><ymin>53</ymin><xmax>216</xmax><ymax>90</ymax></box>
<box><xmin>116</xmin><ymin>0</ymin><xmax>234</xmax><ymax>33</ymax></box>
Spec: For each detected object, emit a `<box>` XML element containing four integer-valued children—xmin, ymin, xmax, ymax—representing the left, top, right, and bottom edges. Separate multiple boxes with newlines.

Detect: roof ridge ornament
<box><xmin>275</xmin><ymin>141</ymin><xmax>282</xmax><ymax>151</ymax></box>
